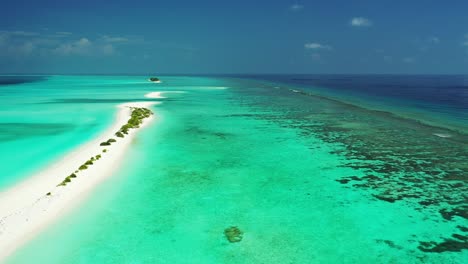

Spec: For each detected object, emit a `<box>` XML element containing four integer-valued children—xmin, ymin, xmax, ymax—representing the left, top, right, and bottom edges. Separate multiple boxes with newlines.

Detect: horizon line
<box><xmin>1</xmin><ymin>73</ymin><xmax>467</xmax><ymax>76</ymax></box>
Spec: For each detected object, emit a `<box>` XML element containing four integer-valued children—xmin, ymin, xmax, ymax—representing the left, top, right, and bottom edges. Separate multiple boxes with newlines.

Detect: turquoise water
<box><xmin>0</xmin><ymin>75</ymin><xmax>159</xmax><ymax>189</ymax></box>
<box><xmin>3</xmin><ymin>76</ymin><xmax>467</xmax><ymax>263</ymax></box>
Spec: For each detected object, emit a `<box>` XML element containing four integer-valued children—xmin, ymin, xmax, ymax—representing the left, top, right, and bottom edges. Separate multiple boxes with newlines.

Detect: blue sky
<box><xmin>1</xmin><ymin>0</ymin><xmax>467</xmax><ymax>74</ymax></box>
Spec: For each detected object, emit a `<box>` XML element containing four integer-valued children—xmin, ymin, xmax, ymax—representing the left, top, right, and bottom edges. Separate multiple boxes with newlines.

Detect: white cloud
<box><xmin>417</xmin><ymin>36</ymin><xmax>441</xmax><ymax>52</ymax></box>
<box><xmin>0</xmin><ymin>29</ymin><xmax>128</xmax><ymax>58</ymax></box>
<box><xmin>54</xmin><ymin>38</ymin><xmax>92</xmax><ymax>55</ymax></box>
<box><xmin>77</xmin><ymin>38</ymin><xmax>91</xmax><ymax>46</ymax></box>
<box><xmin>304</xmin><ymin>42</ymin><xmax>332</xmax><ymax>50</ymax></box>
<box><xmin>102</xmin><ymin>44</ymin><xmax>115</xmax><ymax>55</ymax></box>
<box><xmin>0</xmin><ymin>30</ymin><xmax>39</xmax><ymax>37</ymax></box>
<box><xmin>10</xmin><ymin>31</ymin><xmax>39</xmax><ymax>37</ymax></box>
<box><xmin>350</xmin><ymin>17</ymin><xmax>372</xmax><ymax>27</ymax></box>
<box><xmin>290</xmin><ymin>4</ymin><xmax>304</xmax><ymax>11</ymax></box>
<box><xmin>101</xmin><ymin>35</ymin><xmax>129</xmax><ymax>43</ymax></box>
<box><xmin>403</xmin><ymin>57</ymin><xmax>415</xmax><ymax>63</ymax></box>
<box><xmin>53</xmin><ymin>32</ymin><xmax>73</xmax><ymax>37</ymax></box>
<box><xmin>0</xmin><ymin>31</ymin><xmax>39</xmax><ymax>57</ymax></box>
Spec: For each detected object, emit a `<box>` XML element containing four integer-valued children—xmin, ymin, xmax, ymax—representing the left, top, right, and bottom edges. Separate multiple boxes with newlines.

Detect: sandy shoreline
<box><xmin>145</xmin><ymin>91</ymin><xmax>186</xmax><ymax>99</ymax></box>
<box><xmin>0</xmin><ymin>101</ymin><xmax>158</xmax><ymax>261</ymax></box>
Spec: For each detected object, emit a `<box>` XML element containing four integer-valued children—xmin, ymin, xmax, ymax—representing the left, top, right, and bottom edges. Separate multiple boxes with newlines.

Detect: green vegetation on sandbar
<box><xmin>115</xmin><ymin>107</ymin><xmax>153</xmax><ymax>137</ymax></box>
<box><xmin>99</xmin><ymin>108</ymin><xmax>153</xmax><ymax>148</ymax></box>
<box><xmin>58</xmin><ymin>108</ymin><xmax>153</xmax><ymax>188</ymax></box>
<box><xmin>100</xmin><ymin>138</ymin><xmax>117</xmax><ymax>146</ymax></box>
<box><xmin>57</xmin><ymin>176</ymin><xmax>72</xmax><ymax>186</ymax></box>
<box><xmin>46</xmin><ymin>192</ymin><xmax>51</xmax><ymax>196</ymax></box>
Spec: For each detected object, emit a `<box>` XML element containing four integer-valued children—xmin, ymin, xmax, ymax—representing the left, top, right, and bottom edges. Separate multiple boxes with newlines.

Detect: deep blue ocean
<box><xmin>238</xmin><ymin>74</ymin><xmax>468</xmax><ymax>133</ymax></box>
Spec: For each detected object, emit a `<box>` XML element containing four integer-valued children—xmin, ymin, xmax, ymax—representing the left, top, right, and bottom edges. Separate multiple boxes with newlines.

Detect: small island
<box><xmin>148</xmin><ymin>77</ymin><xmax>161</xmax><ymax>83</ymax></box>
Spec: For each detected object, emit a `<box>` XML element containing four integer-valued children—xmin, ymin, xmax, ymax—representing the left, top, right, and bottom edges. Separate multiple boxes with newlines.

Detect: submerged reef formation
<box><xmin>51</xmin><ymin>107</ymin><xmax>153</xmax><ymax>193</ymax></box>
<box><xmin>418</xmin><ymin>233</ymin><xmax>467</xmax><ymax>253</ymax></box>
<box><xmin>229</xmin><ymin>83</ymin><xmax>468</xmax><ymax>253</ymax></box>
<box><xmin>224</xmin><ymin>226</ymin><xmax>243</xmax><ymax>243</ymax></box>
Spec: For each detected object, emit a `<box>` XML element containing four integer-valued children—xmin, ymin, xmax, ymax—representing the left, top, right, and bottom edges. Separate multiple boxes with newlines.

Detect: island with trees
<box><xmin>148</xmin><ymin>77</ymin><xmax>161</xmax><ymax>83</ymax></box>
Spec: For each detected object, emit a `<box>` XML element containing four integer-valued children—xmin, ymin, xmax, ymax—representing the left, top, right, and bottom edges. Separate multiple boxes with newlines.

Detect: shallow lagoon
<box><xmin>5</xmin><ymin>76</ymin><xmax>467</xmax><ymax>263</ymax></box>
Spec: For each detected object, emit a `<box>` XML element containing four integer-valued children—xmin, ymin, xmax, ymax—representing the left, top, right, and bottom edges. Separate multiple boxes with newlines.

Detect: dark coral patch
<box><xmin>418</xmin><ymin>238</ymin><xmax>468</xmax><ymax>253</ymax></box>
<box><xmin>224</xmin><ymin>226</ymin><xmax>243</xmax><ymax>243</ymax></box>
<box><xmin>439</xmin><ymin>207</ymin><xmax>468</xmax><ymax>221</ymax></box>
<box><xmin>373</xmin><ymin>194</ymin><xmax>401</xmax><ymax>203</ymax></box>
<box><xmin>376</xmin><ymin>239</ymin><xmax>403</xmax><ymax>250</ymax></box>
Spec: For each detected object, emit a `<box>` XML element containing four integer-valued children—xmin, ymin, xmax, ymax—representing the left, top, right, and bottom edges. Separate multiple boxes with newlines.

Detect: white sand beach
<box><xmin>0</xmin><ymin>101</ymin><xmax>159</xmax><ymax>261</ymax></box>
<box><xmin>145</xmin><ymin>91</ymin><xmax>186</xmax><ymax>99</ymax></box>
<box><xmin>145</xmin><ymin>91</ymin><xmax>166</xmax><ymax>99</ymax></box>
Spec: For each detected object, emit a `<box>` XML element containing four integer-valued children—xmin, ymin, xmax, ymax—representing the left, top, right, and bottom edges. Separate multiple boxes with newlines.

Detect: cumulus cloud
<box><xmin>77</xmin><ymin>38</ymin><xmax>91</xmax><ymax>46</ymax></box>
<box><xmin>102</xmin><ymin>44</ymin><xmax>115</xmax><ymax>55</ymax></box>
<box><xmin>290</xmin><ymin>4</ymin><xmax>304</xmax><ymax>11</ymax></box>
<box><xmin>304</xmin><ymin>42</ymin><xmax>332</xmax><ymax>61</ymax></box>
<box><xmin>304</xmin><ymin>42</ymin><xmax>332</xmax><ymax>50</ymax></box>
<box><xmin>0</xmin><ymin>31</ymin><xmax>39</xmax><ymax>57</ymax></box>
<box><xmin>2</xmin><ymin>30</ymin><xmax>39</xmax><ymax>37</ymax></box>
<box><xmin>54</xmin><ymin>38</ymin><xmax>92</xmax><ymax>55</ymax></box>
<box><xmin>350</xmin><ymin>17</ymin><xmax>373</xmax><ymax>27</ymax></box>
<box><xmin>0</xmin><ymin>29</ymin><xmax>138</xmax><ymax>58</ymax></box>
